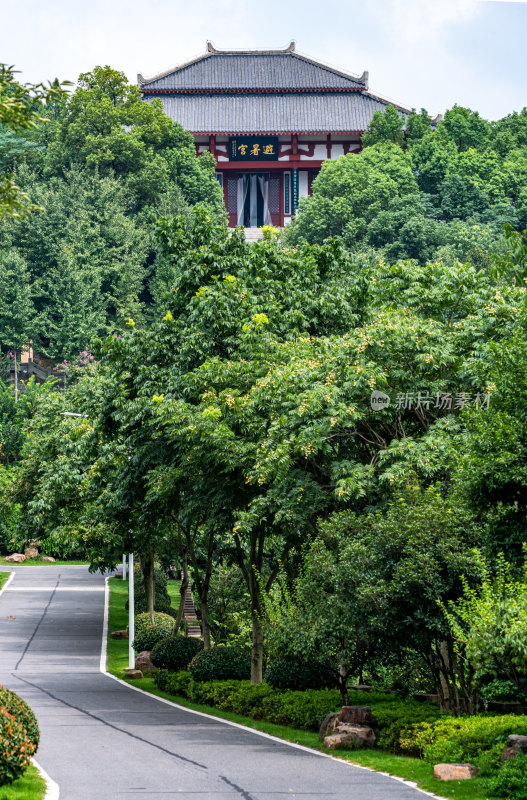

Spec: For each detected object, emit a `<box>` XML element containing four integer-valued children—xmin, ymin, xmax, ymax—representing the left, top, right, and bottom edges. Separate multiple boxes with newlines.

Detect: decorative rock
<box><xmin>434</xmin><ymin>764</ymin><xmax>478</xmax><ymax>780</ymax></box>
<box><xmin>324</xmin><ymin>732</ymin><xmax>356</xmax><ymax>750</ymax></box>
<box><xmin>111</xmin><ymin>630</ymin><xmax>129</xmax><ymax>639</ymax></box>
<box><xmin>338</xmin><ymin>723</ymin><xmax>376</xmax><ymax>746</ymax></box>
<box><xmin>124</xmin><ymin>668</ymin><xmax>143</xmax><ymax>679</ymax></box>
<box><xmin>135</xmin><ymin>651</ymin><xmax>156</xmax><ymax>673</ymax></box>
<box><xmin>319</xmin><ymin>712</ymin><xmax>339</xmax><ymax>742</ymax></box>
<box><xmin>502</xmin><ymin>734</ymin><xmax>527</xmax><ymax>762</ymax></box>
<box><xmin>338</xmin><ymin>706</ymin><xmax>376</xmax><ymax>726</ymax></box>
<box><xmin>41</xmin><ymin>556</ymin><xmax>55</xmax><ymax>563</ymax></box>
<box><xmin>5</xmin><ymin>553</ymin><xmax>25</xmax><ymax>563</ymax></box>
<box><xmin>24</xmin><ymin>547</ymin><xmax>39</xmax><ymax>559</ymax></box>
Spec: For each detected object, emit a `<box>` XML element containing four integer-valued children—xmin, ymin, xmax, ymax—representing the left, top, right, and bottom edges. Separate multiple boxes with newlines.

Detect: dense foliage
<box><xmin>285</xmin><ymin>105</ymin><xmax>527</xmax><ymax>266</ymax></box>
<box><xmin>0</xmin><ymin>66</ymin><xmax>223</xmax><ymax>361</ymax></box>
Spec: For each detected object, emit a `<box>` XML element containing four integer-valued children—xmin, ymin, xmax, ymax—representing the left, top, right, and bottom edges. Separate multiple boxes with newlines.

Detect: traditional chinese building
<box><xmin>139</xmin><ymin>42</ymin><xmax>411</xmax><ymax>228</ymax></box>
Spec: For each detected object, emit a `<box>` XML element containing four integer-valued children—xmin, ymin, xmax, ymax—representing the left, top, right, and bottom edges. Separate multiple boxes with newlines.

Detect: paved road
<box><xmin>0</xmin><ymin>566</ymin><xmax>428</xmax><ymax>800</ymax></box>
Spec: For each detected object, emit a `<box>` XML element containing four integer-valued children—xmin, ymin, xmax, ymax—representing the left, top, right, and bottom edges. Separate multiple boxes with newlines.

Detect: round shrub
<box><xmin>488</xmin><ymin>752</ymin><xmax>527</xmax><ymax>800</ymax></box>
<box><xmin>0</xmin><ymin>707</ymin><xmax>34</xmax><ymax>786</ymax></box>
<box><xmin>0</xmin><ymin>687</ymin><xmax>39</xmax><ymax>750</ymax></box>
<box><xmin>150</xmin><ymin>637</ymin><xmax>204</xmax><ymax>671</ymax></box>
<box><xmin>133</xmin><ymin>626</ymin><xmax>172</xmax><ymax>653</ymax></box>
<box><xmin>189</xmin><ymin>647</ymin><xmax>251</xmax><ymax>682</ymax></box>
<box><xmin>264</xmin><ymin>658</ymin><xmax>334</xmax><ymax>691</ymax></box>
<box><xmin>133</xmin><ymin>612</ymin><xmax>174</xmax><ymax>638</ymax></box>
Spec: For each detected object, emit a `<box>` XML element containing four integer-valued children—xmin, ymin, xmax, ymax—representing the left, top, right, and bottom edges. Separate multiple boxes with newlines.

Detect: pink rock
<box><xmin>124</xmin><ymin>669</ymin><xmax>143</xmax><ymax>680</ymax></box>
<box><xmin>24</xmin><ymin>547</ymin><xmax>39</xmax><ymax>559</ymax></box>
<box><xmin>319</xmin><ymin>712</ymin><xmax>339</xmax><ymax>742</ymax></box>
<box><xmin>135</xmin><ymin>651</ymin><xmax>156</xmax><ymax>673</ymax></box>
<box><xmin>434</xmin><ymin>764</ymin><xmax>478</xmax><ymax>780</ymax></box>
<box><xmin>324</xmin><ymin>732</ymin><xmax>356</xmax><ymax>749</ymax></box>
<box><xmin>111</xmin><ymin>630</ymin><xmax>128</xmax><ymax>639</ymax></box>
<box><xmin>338</xmin><ymin>706</ymin><xmax>376</xmax><ymax>726</ymax></box>
<box><xmin>5</xmin><ymin>554</ymin><xmax>25</xmax><ymax>563</ymax></box>
<box><xmin>338</xmin><ymin>723</ymin><xmax>376</xmax><ymax>746</ymax></box>
<box><xmin>41</xmin><ymin>556</ymin><xmax>55</xmax><ymax>562</ymax></box>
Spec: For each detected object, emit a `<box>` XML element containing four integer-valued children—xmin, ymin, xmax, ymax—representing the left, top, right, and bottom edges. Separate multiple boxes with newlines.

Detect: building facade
<box><xmin>139</xmin><ymin>42</ymin><xmax>410</xmax><ymax>228</ymax></box>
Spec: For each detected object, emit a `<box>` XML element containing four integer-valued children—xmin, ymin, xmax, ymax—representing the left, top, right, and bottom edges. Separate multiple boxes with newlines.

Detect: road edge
<box><xmin>101</xmin><ymin>576</ymin><xmax>447</xmax><ymax>800</ymax></box>
<box><xmin>33</xmin><ymin>758</ymin><xmax>60</xmax><ymax>800</ymax></box>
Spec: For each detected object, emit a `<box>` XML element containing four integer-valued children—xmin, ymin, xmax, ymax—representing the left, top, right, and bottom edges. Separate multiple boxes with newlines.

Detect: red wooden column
<box><xmin>209</xmin><ymin>134</ymin><xmax>217</xmax><ymax>159</ymax></box>
<box><xmin>326</xmin><ymin>133</ymin><xmax>332</xmax><ymax>160</ymax></box>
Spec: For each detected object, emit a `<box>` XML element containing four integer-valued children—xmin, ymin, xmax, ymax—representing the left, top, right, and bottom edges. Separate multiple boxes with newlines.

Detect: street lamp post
<box><xmin>128</xmin><ymin>552</ymin><xmax>135</xmax><ymax>670</ymax></box>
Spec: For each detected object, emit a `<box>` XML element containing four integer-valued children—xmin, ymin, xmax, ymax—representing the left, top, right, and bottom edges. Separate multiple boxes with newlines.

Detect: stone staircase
<box><xmin>244</xmin><ymin>227</ymin><xmax>264</xmax><ymax>242</ymax></box>
<box><xmin>183</xmin><ymin>579</ymin><xmax>202</xmax><ymax>638</ymax></box>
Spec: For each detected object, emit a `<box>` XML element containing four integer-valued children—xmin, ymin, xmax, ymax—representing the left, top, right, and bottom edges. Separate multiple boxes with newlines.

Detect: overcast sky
<box><xmin>1</xmin><ymin>0</ymin><xmax>526</xmax><ymax>121</ymax></box>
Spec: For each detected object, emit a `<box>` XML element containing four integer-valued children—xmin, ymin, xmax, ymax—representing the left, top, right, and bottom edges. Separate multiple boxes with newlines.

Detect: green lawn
<box><xmin>107</xmin><ymin>576</ymin><xmax>131</xmax><ymax>676</ymax></box>
<box><xmin>0</xmin><ymin>557</ymin><xmax>89</xmax><ymax>567</ymax></box>
<box><xmin>1</xmin><ymin>763</ymin><xmax>47</xmax><ymax>800</ymax></box>
<box><xmin>106</xmin><ymin>577</ymin><xmax>497</xmax><ymax>800</ymax></box>
<box><xmin>0</xmin><ymin>571</ymin><xmax>11</xmax><ymax>590</ymax></box>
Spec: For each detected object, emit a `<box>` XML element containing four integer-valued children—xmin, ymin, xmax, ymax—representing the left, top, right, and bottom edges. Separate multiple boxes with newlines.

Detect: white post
<box><xmin>128</xmin><ymin>552</ymin><xmax>135</xmax><ymax>670</ymax></box>
<box><xmin>122</xmin><ymin>553</ymin><xmax>127</xmax><ymax>581</ymax></box>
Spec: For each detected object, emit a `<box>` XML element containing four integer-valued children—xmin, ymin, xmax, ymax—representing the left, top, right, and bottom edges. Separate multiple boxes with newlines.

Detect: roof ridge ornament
<box><xmin>205</xmin><ymin>41</ymin><xmax>296</xmax><ymax>55</ymax></box>
<box><xmin>358</xmin><ymin>70</ymin><xmax>369</xmax><ymax>90</ymax></box>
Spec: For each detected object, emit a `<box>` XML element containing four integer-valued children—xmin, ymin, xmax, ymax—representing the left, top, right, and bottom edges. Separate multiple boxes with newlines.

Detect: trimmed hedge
<box><xmin>154</xmin><ymin>672</ymin><xmax>340</xmax><ymax>730</ymax></box>
<box><xmin>190</xmin><ymin>647</ymin><xmax>251</xmax><ymax>682</ymax></box>
<box><xmin>151</xmin><ymin>637</ymin><xmax>203</xmax><ymax>671</ymax></box>
<box><xmin>0</xmin><ymin>687</ymin><xmax>39</xmax><ymax>750</ymax></box>
<box><xmin>0</xmin><ymin>707</ymin><xmax>34</xmax><ymax>786</ymax></box>
<box><xmin>264</xmin><ymin>658</ymin><xmax>334</xmax><ymax>691</ymax></box>
<box><xmin>400</xmin><ymin>714</ymin><xmax>527</xmax><ymax>766</ymax></box>
<box><xmin>153</xmin><ymin>673</ymin><xmax>443</xmax><ymax>737</ymax></box>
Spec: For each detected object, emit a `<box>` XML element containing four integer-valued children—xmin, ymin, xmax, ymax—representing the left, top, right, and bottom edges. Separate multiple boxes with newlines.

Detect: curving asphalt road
<box><xmin>0</xmin><ymin>566</ymin><xmax>431</xmax><ymax>800</ymax></box>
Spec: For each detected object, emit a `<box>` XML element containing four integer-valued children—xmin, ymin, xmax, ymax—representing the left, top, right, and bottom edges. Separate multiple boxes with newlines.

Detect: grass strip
<box><xmin>0</xmin><ymin>763</ymin><xmax>47</xmax><ymax>800</ymax></box>
<box><xmin>0</xmin><ymin>572</ymin><xmax>11</xmax><ymax>590</ymax></box>
<box><xmin>107</xmin><ymin>577</ymin><xmax>496</xmax><ymax>800</ymax></box>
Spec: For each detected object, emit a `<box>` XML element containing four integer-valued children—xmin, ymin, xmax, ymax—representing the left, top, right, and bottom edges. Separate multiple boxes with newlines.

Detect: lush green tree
<box><xmin>43</xmin><ymin>66</ymin><xmax>223</xmax><ymax>213</ymax></box>
<box><xmin>0</xmin><ymin>64</ymin><xmax>68</xmax><ymax>217</ymax></box>
<box><xmin>444</xmin><ymin>552</ymin><xmax>527</xmax><ymax>702</ymax></box>
<box><xmin>0</xmin><ymin>251</ymin><xmax>35</xmax><ymax>399</ymax></box>
<box><xmin>285</xmin><ymin>143</ymin><xmax>419</xmax><ymax>247</ymax></box>
<box><xmin>362</xmin><ymin>104</ymin><xmax>405</xmax><ymax>147</ymax></box>
<box><xmin>317</xmin><ymin>483</ymin><xmax>481</xmax><ymax>713</ymax></box>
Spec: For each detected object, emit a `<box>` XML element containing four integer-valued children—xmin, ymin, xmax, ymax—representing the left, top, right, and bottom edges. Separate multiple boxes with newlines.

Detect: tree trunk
<box><xmin>251</xmin><ymin>611</ymin><xmax>264</xmax><ymax>684</ymax></box>
<box><xmin>338</xmin><ymin>664</ymin><xmax>349</xmax><ymax>705</ymax></box>
<box><xmin>172</xmin><ymin>554</ymin><xmax>189</xmax><ymax>637</ymax></box>
<box><xmin>14</xmin><ymin>350</ymin><xmax>18</xmax><ymax>403</ymax></box>
<box><xmin>140</xmin><ymin>549</ymin><xmax>155</xmax><ymax>625</ymax></box>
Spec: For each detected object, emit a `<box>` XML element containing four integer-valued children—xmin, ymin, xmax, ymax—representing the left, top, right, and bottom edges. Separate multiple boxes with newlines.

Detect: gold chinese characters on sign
<box><xmin>229</xmin><ymin>136</ymin><xmax>279</xmax><ymax>161</ymax></box>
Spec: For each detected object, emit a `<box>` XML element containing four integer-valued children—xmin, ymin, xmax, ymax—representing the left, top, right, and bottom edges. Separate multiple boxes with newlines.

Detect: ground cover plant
<box><xmin>0</xmin><ymin>763</ymin><xmax>46</xmax><ymax>800</ymax></box>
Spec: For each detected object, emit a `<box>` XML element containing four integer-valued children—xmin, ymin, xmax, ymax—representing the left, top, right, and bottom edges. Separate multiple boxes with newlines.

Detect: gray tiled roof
<box><xmin>145</xmin><ymin>92</ymin><xmax>401</xmax><ymax>133</ymax></box>
<box><xmin>141</xmin><ymin>53</ymin><xmax>365</xmax><ymax>91</ymax></box>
